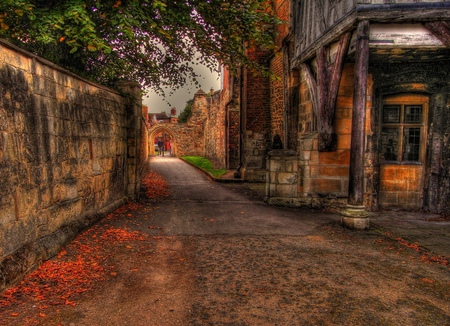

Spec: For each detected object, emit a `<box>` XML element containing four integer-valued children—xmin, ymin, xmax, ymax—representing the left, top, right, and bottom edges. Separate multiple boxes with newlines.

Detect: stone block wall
<box><xmin>205</xmin><ymin>90</ymin><xmax>227</xmax><ymax>168</ymax></box>
<box><xmin>266</xmin><ymin>149</ymin><xmax>299</xmax><ymax>206</ymax></box>
<box><xmin>0</xmin><ymin>40</ymin><xmax>142</xmax><ymax>290</ymax></box>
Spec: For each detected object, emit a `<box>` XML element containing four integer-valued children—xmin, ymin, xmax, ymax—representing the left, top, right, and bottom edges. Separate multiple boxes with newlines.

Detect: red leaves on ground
<box><xmin>1</xmin><ymin>253</ymin><xmax>104</xmax><ymax>308</ymax></box>
<box><xmin>381</xmin><ymin>232</ymin><xmax>449</xmax><ymax>266</ymax></box>
<box><xmin>395</xmin><ymin>237</ymin><xmax>421</xmax><ymax>252</ymax></box>
<box><xmin>141</xmin><ymin>170</ymin><xmax>170</xmax><ymax>199</ymax></box>
<box><xmin>101</xmin><ymin>227</ymin><xmax>147</xmax><ymax>242</ymax></box>
<box><xmin>112</xmin><ymin>202</ymin><xmax>143</xmax><ymax>215</ymax></box>
<box><xmin>421</xmin><ymin>253</ymin><xmax>449</xmax><ymax>266</ymax></box>
<box><xmin>0</xmin><ymin>207</ymin><xmax>150</xmax><ymax>313</ymax></box>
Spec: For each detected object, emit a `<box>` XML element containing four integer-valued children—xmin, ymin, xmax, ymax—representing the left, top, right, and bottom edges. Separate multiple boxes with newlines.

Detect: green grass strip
<box><xmin>181</xmin><ymin>156</ymin><xmax>227</xmax><ymax>178</ymax></box>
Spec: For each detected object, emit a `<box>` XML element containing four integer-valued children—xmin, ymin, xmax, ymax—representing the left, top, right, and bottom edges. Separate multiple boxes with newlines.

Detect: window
<box><xmin>380</xmin><ymin>96</ymin><xmax>427</xmax><ymax>163</ymax></box>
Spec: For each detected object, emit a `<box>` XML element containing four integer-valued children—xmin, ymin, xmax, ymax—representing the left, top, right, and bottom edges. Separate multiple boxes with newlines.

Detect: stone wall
<box><xmin>148</xmin><ymin>90</ymin><xmax>208</xmax><ymax>159</ymax></box>
<box><xmin>0</xmin><ymin>40</ymin><xmax>143</xmax><ymax>290</ymax></box>
<box><xmin>204</xmin><ymin>90</ymin><xmax>227</xmax><ymax>168</ymax></box>
<box><xmin>148</xmin><ymin>123</ymin><xmax>205</xmax><ymax>158</ymax></box>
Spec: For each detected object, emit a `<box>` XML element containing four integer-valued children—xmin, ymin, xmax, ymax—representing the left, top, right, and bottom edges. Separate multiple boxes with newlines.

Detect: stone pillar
<box><xmin>342</xmin><ymin>21</ymin><xmax>370</xmax><ymax>229</ymax></box>
<box><xmin>266</xmin><ymin>149</ymin><xmax>298</xmax><ymax>206</ymax></box>
<box><xmin>115</xmin><ymin>80</ymin><xmax>143</xmax><ymax>200</ymax></box>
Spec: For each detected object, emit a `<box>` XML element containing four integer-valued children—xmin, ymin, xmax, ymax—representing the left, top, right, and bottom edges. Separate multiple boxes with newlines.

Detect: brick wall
<box><xmin>270</xmin><ymin>53</ymin><xmax>285</xmax><ymax>141</ymax></box>
<box><xmin>0</xmin><ymin>40</ymin><xmax>143</xmax><ymax>290</ymax></box>
<box><xmin>243</xmin><ymin>48</ymin><xmax>271</xmax><ymax>181</ymax></box>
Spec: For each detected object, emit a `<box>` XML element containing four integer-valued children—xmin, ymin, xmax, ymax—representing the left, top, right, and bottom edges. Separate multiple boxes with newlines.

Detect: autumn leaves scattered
<box><xmin>0</xmin><ymin>169</ymin><xmax>170</xmax><ymax>322</ymax></box>
<box><xmin>380</xmin><ymin>232</ymin><xmax>449</xmax><ymax>266</ymax></box>
<box><xmin>141</xmin><ymin>170</ymin><xmax>170</xmax><ymax>200</ymax></box>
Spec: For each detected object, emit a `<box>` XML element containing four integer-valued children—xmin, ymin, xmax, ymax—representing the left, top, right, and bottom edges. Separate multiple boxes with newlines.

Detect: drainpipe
<box><xmin>238</xmin><ymin>65</ymin><xmax>245</xmax><ymax>175</ymax></box>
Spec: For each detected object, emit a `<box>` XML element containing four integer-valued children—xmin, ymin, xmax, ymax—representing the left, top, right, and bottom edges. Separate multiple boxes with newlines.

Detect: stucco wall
<box><xmin>0</xmin><ymin>40</ymin><xmax>143</xmax><ymax>290</ymax></box>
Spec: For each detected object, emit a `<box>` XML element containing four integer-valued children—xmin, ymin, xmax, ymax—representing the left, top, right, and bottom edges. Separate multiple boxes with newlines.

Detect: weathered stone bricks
<box><xmin>0</xmin><ymin>40</ymin><xmax>145</xmax><ymax>290</ymax></box>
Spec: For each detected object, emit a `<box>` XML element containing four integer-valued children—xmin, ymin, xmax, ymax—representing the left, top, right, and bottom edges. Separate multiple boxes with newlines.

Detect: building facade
<box><xmin>219</xmin><ymin>1</ymin><xmax>450</xmax><ymax>228</ymax></box>
<box><xmin>271</xmin><ymin>0</ymin><xmax>450</xmax><ymax>228</ymax></box>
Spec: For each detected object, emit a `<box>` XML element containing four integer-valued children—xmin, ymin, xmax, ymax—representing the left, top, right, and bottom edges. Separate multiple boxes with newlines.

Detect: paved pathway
<box><xmin>145</xmin><ymin>156</ymin><xmax>339</xmax><ymax>236</ymax></box>
<box><xmin>2</xmin><ymin>156</ymin><xmax>449</xmax><ymax>326</ymax></box>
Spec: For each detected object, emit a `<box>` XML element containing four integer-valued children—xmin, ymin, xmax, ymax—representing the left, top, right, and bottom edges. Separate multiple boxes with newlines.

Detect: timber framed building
<box><xmin>218</xmin><ymin>1</ymin><xmax>450</xmax><ymax>228</ymax></box>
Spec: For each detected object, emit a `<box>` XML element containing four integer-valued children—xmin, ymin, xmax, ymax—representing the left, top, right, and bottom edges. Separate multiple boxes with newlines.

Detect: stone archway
<box><xmin>149</xmin><ymin>126</ymin><xmax>177</xmax><ymax>156</ymax></box>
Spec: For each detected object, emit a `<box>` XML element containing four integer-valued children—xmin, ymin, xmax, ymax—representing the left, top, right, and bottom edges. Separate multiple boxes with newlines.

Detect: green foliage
<box><xmin>181</xmin><ymin>156</ymin><xmax>227</xmax><ymax>178</ymax></box>
<box><xmin>178</xmin><ymin>99</ymin><xmax>193</xmax><ymax>123</ymax></box>
<box><xmin>0</xmin><ymin>0</ymin><xmax>280</xmax><ymax>93</ymax></box>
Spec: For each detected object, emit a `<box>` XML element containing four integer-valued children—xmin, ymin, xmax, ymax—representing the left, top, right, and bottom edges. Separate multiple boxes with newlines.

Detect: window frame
<box><xmin>380</xmin><ymin>94</ymin><xmax>428</xmax><ymax>164</ymax></box>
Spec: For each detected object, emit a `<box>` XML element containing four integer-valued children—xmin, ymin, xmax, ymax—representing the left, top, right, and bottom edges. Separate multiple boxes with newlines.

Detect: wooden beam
<box><xmin>327</xmin><ymin>32</ymin><xmax>351</xmax><ymax>116</ymax></box>
<box><xmin>300</xmin><ymin>62</ymin><xmax>319</xmax><ymax>118</ymax></box>
<box><xmin>315</xmin><ymin>32</ymin><xmax>352</xmax><ymax>151</ymax></box>
<box><xmin>316</xmin><ymin>46</ymin><xmax>336</xmax><ymax>151</ymax></box>
<box><xmin>424</xmin><ymin>21</ymin><xmax>450</xmax><ymax>46</ymax></box>
<box><xmin>348</xmin><ymin>20</ymin><xmax>370</xmax><ymax>207</ymax></box>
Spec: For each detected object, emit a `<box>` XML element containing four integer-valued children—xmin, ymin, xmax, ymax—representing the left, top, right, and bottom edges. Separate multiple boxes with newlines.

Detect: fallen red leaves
<box><xmin>381</xmin><ymin>232</ymin><xmax>449</xmax><ymax>266</ymax></box>
<box><xmin>101</xmin><ymin>227</ymin><xmax>147</xmax><ymax>242</ymax></box>
<box><xmin>141</xmin><ymin>170</ymin><xmax>170</xmax><ymax>199</ymax></box>
<box><xmin>1</xmin><ymin>253</ymin><xmax>104</xmax><ymax>308</ymax></box>
<box><xmin>0</xmin><ymin>169</ymin><xmax>173</xmax><ymax>324</ymax></box>
<box><xmin>395</xmin><ymin>237</ymin><xmax>421</xmax><ymax>252</ymax></box>
<box><xmin>0</xmin><ymin>207</ymin><xmax>150</xmax><ymax>314</ymax></box>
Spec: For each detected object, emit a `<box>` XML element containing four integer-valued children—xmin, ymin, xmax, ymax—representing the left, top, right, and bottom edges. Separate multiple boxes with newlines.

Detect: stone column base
<box><xmin>341</xmin><ymin>205</ymin><xmax>369</xmax><ymax>230</ymax></box>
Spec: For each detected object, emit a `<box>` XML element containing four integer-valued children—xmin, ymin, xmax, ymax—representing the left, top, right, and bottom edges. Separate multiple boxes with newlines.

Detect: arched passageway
<box><xmin>149</xmin><ymin>126</ymin><xmax>177</xmax><ymax>156</ymax></box>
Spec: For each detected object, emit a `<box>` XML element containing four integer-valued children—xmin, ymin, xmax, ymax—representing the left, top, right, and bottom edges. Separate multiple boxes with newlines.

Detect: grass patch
<box><xmin>181</xmin><ymin>156</ymin><xmax>227</xmax><ymax>178</ymax></box>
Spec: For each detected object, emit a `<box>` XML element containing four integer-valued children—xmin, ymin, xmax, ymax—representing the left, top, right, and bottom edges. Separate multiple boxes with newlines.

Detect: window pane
<box><xmin>381</xmin><ymin>128</ymin><xmax>399</xmax><ymax>161</ymax></box>
<box><xmin>403</xmin><ymin>128</ymin><xmax>421</xmax><ymax>161</ymax></box>
<box><xmin>404</xmin><ymin>105</ymin><xmax>422</xmax><ymax>123</ymax></box>
<box><xmin>383</xmin><ymin>105</ymin><xmax>400</xmax><ymax>123</ymax></box>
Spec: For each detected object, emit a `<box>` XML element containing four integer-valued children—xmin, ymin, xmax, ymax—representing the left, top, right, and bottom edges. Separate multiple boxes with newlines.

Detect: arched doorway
<box><xmin>149</xmin><ymin>127</ymin><xmax>177</xmax><ymax>156</ymax></box>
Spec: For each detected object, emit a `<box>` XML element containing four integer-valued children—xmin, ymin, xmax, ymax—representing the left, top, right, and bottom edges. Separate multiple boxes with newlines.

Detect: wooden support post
<box><xmin>342</xmin><ymin>20</ymin><xmax>370</xmax><ymax>229</ymax></box>
<box><xmin>301</xmin><ymin>33</ymin><xmax>351</xmax><ymax>152</ymax></box>
<box><xmin>317</xmin><ymin>47</ymin><xmax>336</xmax><ymax>151</ymax></box>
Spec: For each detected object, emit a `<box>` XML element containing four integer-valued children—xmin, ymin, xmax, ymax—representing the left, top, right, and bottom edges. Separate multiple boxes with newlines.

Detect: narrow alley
<box><xmin>1</xmin><ymin>157</ymin><xmax>449</xmax><ymax>326</ymax></box>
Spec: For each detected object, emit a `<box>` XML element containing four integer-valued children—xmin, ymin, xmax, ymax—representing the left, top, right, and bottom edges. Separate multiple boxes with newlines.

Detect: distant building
<box><xmin>148</xmin><ymin>108</ymin><xmax>178</xmax><ymax>126</ymax></box>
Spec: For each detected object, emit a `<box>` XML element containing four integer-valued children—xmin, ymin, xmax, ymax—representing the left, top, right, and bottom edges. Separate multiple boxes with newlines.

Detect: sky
<box><xmin>143</xmin><ymin>64</ymin><xmax>221</xmax><ymax>116</ymax></box>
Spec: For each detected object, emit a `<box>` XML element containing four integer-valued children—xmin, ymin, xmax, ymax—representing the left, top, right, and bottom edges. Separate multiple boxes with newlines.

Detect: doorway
<box><xmin>378</xmin><ymin>94</ymin><xmax>429</xmax><ymax>210</ymax></box>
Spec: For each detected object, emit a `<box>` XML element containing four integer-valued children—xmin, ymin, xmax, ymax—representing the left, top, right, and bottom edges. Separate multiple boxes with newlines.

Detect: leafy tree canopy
<box><xmin>0</xmin><ymin>0</ymin><xmax>279</xmax><ymax>94</ymax></box>
<box><xmin>178</xmin><ymin>98</ymin><xmax>193</xmax><ymax>123</ymax></box>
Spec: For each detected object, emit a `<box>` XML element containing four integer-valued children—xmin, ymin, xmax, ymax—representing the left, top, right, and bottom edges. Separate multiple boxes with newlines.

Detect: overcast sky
<box><xmin>143</xmin><ymin>64</ymin><xmax>221</xmax><ymax>116</ymax></box>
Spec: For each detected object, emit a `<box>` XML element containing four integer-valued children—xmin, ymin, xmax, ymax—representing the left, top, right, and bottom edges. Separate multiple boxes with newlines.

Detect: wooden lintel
<box><xmin>423</xmin><ymin>21</ymin><xmax>450</xmax><ymax>47</ymax></box>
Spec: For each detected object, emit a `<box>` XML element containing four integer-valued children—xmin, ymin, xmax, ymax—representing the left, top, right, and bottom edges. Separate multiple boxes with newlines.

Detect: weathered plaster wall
<box><xmin>0</xmin><ymin>40</ymin><xmax>143</xmax><ymax>290</ymax></box>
